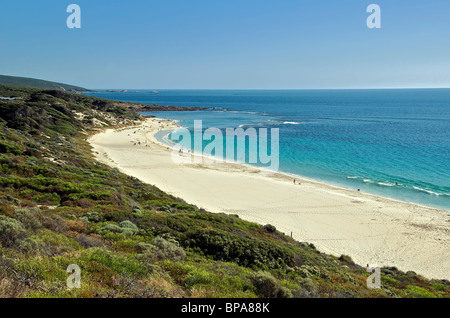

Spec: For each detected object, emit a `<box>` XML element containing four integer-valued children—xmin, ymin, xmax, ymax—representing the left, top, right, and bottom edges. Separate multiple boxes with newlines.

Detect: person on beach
<box><xmin>294</xmin><ymin>179</ymin><xmax>296</xmax><ymax>184</ymax></box>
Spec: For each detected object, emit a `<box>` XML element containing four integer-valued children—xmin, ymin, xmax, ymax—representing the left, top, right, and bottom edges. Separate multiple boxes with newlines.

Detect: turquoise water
<box><xmin>86</xmin><ymin>89</ymin><xmax>450</xmax><ymax>210</ymax></box>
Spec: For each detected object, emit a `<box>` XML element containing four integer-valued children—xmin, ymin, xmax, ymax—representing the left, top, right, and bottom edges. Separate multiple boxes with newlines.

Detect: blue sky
<box><xmin>1</xmin><ymin>0</ymin><xmax>449</xmax><ymax>89</ymax></box>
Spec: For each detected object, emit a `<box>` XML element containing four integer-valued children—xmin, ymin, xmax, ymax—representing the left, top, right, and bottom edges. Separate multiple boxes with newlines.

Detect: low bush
<box><xmin>251</xmin><ymin>271</ymin><xmax>278</xmax><ymax>297</ymax></box>
<box><xmin>183</xmin><ymin>267</ymin><xmax>217</xmax><ymax>290</ymax></box>
<box><xmin>251</xmin><ymin>271</ymin><xmax>291</xmax><ymax>298</ymax></box>
<box><xmin>182</xmin><ymin>229</ymin><xmax>294</xmax><ymax>268</ymax></box>
<box><xmin>76</xmin><ymin>234</ymin><xmax>106</xmax><ymax>248</ymax></box>
<box><xmin>405</xmin><ymin>285</ymin><xmax>437</xmax><ymax>298</ymax></box>
<box><xmin>82</xmin><ymin>248</ymin><xmax>147</xmax><ymax>277</ymax></box>
<box><xmin>33</xmin><ymin>229</ymin><xmax>81</xmax><ymax>256</ymax></box>
<box><xmin>263</xmin><ymin>224</ymin><xmax>276</xmax><ymax>233</ymax></box>
<box><xmin>98</xmin><ymin>223</ymin><xmax>122</xmax><ymax>233</ymax></box>
<box><xmin>149</xmin><ymin>236</ymin><xmax>186</xmax><ymax>262</ymax></box>
<box><xmin>119</xmin><ymin>220</ymin><xmax>139</xmax><ymax>235</ymax></box>
<box><xmin>97</xmin><ymin>221</ymin><xmax>139</xmax><ymax>235</ymax></box>
<box><xmin>339</xmin><ymin>255</ymin><xmax>354</xmax><ymax>263</ymax></box>
<box><xmin>14</xmin><ymin>208</ymin><xmax>42</xmax><ymax>231</ymax></box>
<box><xmin>0</xmin><ymin>215</ymin><xmax>27</xmax><ymax>247</ymax></box>
<box><xmin>0</xmin><ymin>204</ymin><xmax>15</xmax><ymax>217</ymax></box>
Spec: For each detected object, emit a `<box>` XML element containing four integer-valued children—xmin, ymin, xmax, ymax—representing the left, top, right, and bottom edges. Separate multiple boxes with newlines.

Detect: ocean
<box><xmin>85</xmin><ymin>89</ymin><xmax>450</xmax><ymax>210</ymax></box>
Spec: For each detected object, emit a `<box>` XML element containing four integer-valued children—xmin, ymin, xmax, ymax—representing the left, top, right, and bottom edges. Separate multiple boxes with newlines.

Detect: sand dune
<box><xmin>89</xmin><ymin>117</ymin><xmax>450</xmax><ymax>280</ymax></box>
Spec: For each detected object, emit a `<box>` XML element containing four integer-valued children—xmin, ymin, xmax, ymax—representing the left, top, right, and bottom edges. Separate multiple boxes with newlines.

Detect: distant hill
<box><xmin>0</xmin><ymin>74</ymin><xmax>89</xmax><ymax>92</ymax></box>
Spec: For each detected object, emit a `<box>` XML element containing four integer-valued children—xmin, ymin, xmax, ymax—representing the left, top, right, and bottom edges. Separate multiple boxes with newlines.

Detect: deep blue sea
<box><xmin>86</xmin><ymin>89</ymin><xmax>450</xmax><ymax>210</ymax></box>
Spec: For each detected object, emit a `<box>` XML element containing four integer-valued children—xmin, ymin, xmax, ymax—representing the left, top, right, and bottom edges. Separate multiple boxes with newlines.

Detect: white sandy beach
<box><xmin>88</xmin><ymin>117</ymin><xmax>450</xmax><ymax>280</ymax></box>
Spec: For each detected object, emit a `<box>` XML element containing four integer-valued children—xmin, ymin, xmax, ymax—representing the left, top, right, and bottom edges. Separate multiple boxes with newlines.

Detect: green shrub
<box><xmin>263</xmin><ymin>224</ymin><xmax>276</xmax><ymax>233</ymax></box>
<box><xmin>183</xmin><ymin>229</ymin><xmax>293</xmax><ymax>268</ymax></box>
<box><xmin>82</xmin><ymin>211</ymin><xmax>103</xmax><ymax>223</ymax></box>
<box><xmin>382</xmin><ymin>276</ymin><xmax>401</xmax><ymax>287</ymax></box>
<box><xmin>31</xmin><ymin>192</ymin><xmax>60</xmax><ymax>205</ymax></box>
<box><xmin>251</xmin><ymin>271</ymin><xmax>280</xmax><ymax>298</ymax></box>
<box><xmin>0</xmin><ymin>215</ymin><xmax>27</xmax><ymax>247</ymax></box>
<box><xmin>82</xmin><ymin>248</ymin><xmax>147</xmax><ymax>276</ymax></box>
<box><xmin>14</xmin><ymin>208</ymin><xmax>42</xmax><ymax>231</ymax></box>
<box><xmin>39</xmin><ymin>214</ymin><xmax>67</xmax><ymax>233</ymax></box>
<box><xmin>119</xmin><ymin>220</ymin><xmax>139</xmax><ymax>235</ymax></box>
<box><xmin>150</xmin><ymin>236</ymin><xmax>186</xmax><ymax>262</ymax></box>
<box><xmin>0</xmin><ymin>204</ymin><xmax>15</xmax><ymax>217</ymax></box>
<box><xmin>298</xmin><ymin>277</ymin><xmax>318</xmax><ymax>296</ymax></box>
<box><xmin>98</xmin><ymin>223</ymin><xmax>123</xmax><ymax>233</ymax></box>
<box><xmin>0</xmin><ymin>262</ymin><xmax>28</xmax><ymax>297</ymax></box>
<box><xmin>183</xmin><ymin>267</ymin><xmax>217</xmax><ymax>290</ymax></box>
<box><xmin>33</xmin><ymin>229</ymin><xmax>82</xmax><ymax>256</ymax></box>
<box><xmin>278</xmin><ymin>286</ymin><xmax>293</xmax><ymax>298</ymax></box>
<box><xmin>0</xmin><ymin>141</ymin><xmax>22</xmax><ymax>155</ymax></box>
<box><xmin>97</xmin><ymin>220</ymin><xmax>139</xmax><ymax>236</ymax></box>
<box><xmin>132</xmin><ymin>205</ymin><xmax>142</xmax><ymax>213</ymax></box>
<box><xmin>430</xmin><ymin>281</ymin><xmax>450</xmax><ymax>292</ymax></box>
<box><xmin>338</xmin><ymin>255</ymin><xmax>354</xmax><ymax>263</ymax></box>
<box><xmin>405</xmin><ymin>285</ymin><xmax>437</xmax><ymax>298</ymax></box>
<box><xmin>14</xmin><ymin>255</ymin><xmax>68</xmax><ymax>286</ymax></box>
<box><xmin>75</xmin><ymin>234</ymin><xmax>106</xmax><ymax>248</ymax></box>
<box><xmin>294</xmin><ymin>264</ymin><xmax>329</xmax><ymax>279</ymax></box>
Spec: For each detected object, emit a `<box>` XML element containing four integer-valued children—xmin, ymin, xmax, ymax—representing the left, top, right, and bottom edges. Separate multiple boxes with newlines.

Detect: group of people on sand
<box><xmin>132</xmin><ymin>140</ymin><xmax>151</xmax><ymax>147</ymax></box>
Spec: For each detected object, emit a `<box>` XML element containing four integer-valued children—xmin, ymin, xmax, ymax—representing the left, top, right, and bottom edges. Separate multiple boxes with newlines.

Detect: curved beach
<box><xmin>89</xmin><ymin>117</ymin><xmax>450</xmax><ymax>280</ymax></box>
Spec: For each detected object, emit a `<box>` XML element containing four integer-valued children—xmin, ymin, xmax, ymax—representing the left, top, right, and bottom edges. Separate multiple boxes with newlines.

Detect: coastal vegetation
<box><xmin>0</xmin><ymin>84</ymin><xmax>448</xmax><ymax>298</ymax></box>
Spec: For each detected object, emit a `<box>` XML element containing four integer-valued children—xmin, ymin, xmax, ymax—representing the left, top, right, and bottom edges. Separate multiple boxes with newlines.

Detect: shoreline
<box><xmin>153</xmin><ymin>120</ymin><xmax>450</xmax><ymax>213</ymax></box>
<box><xmin>88</xmin><ymin>117</ymin><xmax>450</xmax><ymax>280</ymax></box>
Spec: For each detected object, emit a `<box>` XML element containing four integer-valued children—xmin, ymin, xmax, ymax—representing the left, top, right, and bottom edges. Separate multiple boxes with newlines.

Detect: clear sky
<box><xmin>1</xmin><ymin>0</ymin><xmax>449</xmax><ymax>89</ymax></box>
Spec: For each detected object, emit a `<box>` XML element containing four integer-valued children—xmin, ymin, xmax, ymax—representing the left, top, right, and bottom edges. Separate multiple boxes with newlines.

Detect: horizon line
<box><xmin>88</xmin><ymin>87</ymin><xmax>450</xmax><ymax>91</ymax></box>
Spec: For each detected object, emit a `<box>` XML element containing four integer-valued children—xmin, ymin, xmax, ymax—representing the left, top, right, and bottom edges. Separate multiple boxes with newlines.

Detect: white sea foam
<box><xmin>413</xmin><ymin>186</ymin><xmax>441</xmax><ymax>196</ymax></box>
